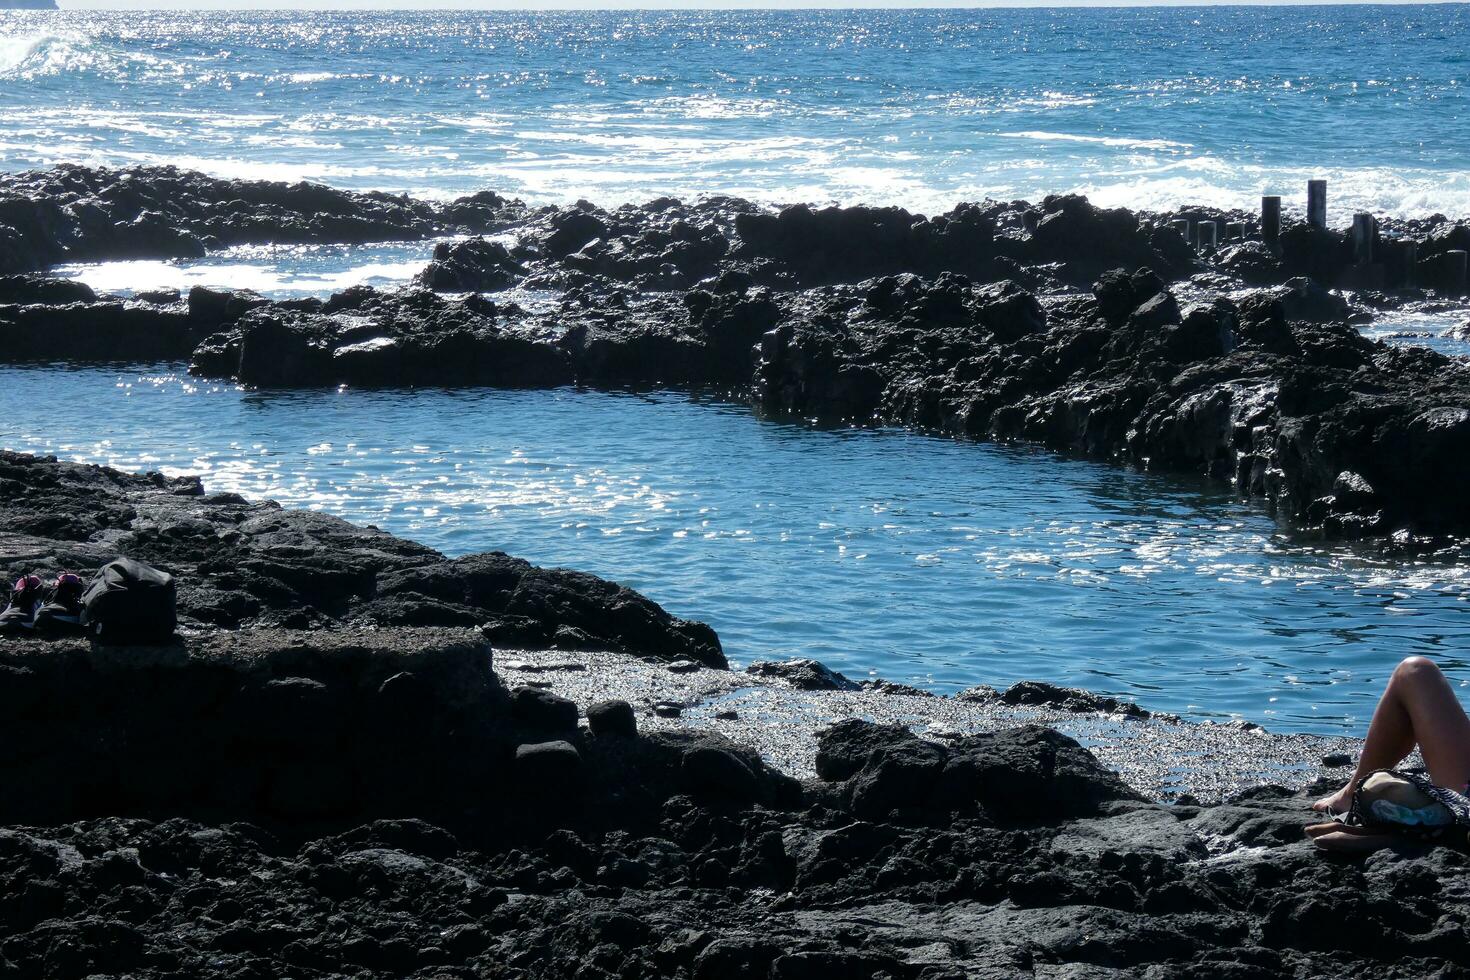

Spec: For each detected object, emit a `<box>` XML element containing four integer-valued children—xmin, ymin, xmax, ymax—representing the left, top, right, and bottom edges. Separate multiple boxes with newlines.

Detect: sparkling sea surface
<box><xmin>2</xmin><ymin>6</ymin><xmax>1469</xmax><ymax>217</ymax></box>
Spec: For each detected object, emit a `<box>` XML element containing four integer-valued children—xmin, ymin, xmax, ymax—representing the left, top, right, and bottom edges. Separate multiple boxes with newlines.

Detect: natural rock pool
<box><xmin>5</xmin><ymin>362</ymin><xmax>1467</xmax><ymax>735</ymax></box>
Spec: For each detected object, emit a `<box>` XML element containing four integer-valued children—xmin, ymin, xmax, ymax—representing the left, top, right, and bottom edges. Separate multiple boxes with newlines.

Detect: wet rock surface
<box><xmin>1</xmin><ymin>455</ymin><xmax>1466</xmax><ymax>979</ymax></box>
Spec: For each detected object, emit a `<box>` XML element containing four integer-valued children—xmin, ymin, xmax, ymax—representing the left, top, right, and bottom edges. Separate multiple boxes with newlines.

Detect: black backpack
<box><xmin>81</xmin><ymin>558</ymin><xmax>177</xmax><ymax>643</ymax></box>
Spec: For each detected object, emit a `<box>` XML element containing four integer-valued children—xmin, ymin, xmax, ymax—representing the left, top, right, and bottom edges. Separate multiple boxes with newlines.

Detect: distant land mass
<box><xmin>0</xmin><ymin>0</ymin><xmax>58</xmax><ymax>8</ymax></box>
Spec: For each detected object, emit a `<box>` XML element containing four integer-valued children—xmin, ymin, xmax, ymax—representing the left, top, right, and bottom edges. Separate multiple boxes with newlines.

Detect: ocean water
<box><xmin>3</xmin><ymin>363</ymin><xmax>1469</xmax><ymax>736</ymax></box>
<box><xmin>3</xmin><ymin>6</ymin><xmax>1470</xmax><ymax>220</ymax></box>
<box><xmin>53</xmin><ymin>242</ymin><xmax>445</xmax><ymax>301</ymax></box>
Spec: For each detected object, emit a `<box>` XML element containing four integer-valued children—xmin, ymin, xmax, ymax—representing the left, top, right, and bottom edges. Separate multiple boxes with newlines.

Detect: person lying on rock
<box><xmin>1311</xmin><ymin>658</ymin><xmax>1470</xmax><ymax>834</ymax></box>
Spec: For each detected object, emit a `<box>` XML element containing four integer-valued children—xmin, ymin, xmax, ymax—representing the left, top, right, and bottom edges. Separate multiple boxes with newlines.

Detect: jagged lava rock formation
<box><xmin>0</xmin><ymin>165</ymin><xmax>531</xmax><ymax>274</ymax></box>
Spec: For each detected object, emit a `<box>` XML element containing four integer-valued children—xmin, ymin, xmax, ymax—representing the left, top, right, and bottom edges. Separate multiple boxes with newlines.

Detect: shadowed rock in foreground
<box><xmin>2</xmin><ymin>454</ymin><xmax>1469</xmax><ymax>979</ymax></box>
<box><xmin>0</xmin><ymin>639</ymin><xmax>1464</xmax><ymax>979</ymax></box>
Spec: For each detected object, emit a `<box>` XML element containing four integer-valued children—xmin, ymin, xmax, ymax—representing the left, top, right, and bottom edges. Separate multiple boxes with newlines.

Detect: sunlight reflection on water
<box><xmin>4</xmin><ymin>362</ymin><xmax>1468</xmax><ymax>735</ymax></box>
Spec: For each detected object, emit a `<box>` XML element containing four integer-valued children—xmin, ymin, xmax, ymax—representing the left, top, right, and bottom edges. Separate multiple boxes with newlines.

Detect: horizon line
<box><xmin>40</xmin><ymin>0</ymin><xmax>1470</xmax><ymax>9</ymax></box>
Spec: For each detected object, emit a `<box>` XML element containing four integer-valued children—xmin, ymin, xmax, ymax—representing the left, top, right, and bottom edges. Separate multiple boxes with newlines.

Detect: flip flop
<box><xmin>1305</xmin><ymin>821</ymin><xmax>1387</xmax><ymax>839</ymax></box>
<box><xmin>1304</xmin><ymin>822</ymin><xmax>1345</xmax><ymax>838</ymax></box>
<box><xmin>1311</xmin><ymin>829</ymin><xmax>1399</xmax><ymax>854</ymax></box>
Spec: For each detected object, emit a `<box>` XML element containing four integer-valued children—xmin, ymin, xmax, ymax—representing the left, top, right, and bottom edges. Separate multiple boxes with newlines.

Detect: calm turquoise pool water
<box><xmin>3</xmin><ymin>363</ymin><xmax>1467</xmax><ymax>735</ymax></box>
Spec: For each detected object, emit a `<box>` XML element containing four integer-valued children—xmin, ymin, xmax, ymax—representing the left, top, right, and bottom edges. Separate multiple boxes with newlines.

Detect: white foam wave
<box><xmin>999</xmin><ymin>130</ymin><xmax>1194</xmax><ymax>152</ymax></box>
<box><xmin>0</xmin><ymin>30</ymin><xmax>193</xmax><ymax>82</ymax></box>
<box><xmin>56</xmin><ymin>249</ymin><xmax>434</xmax><ymax>300</ymax></box>
<box><xmin>1073</xmin><ymin>163</ymin><xmax>1470</xmax><ymax>222</ymax></box>
<box><xmin>0</xmin><ymin>32</ymin><xmax>81</xmax><ymax>77</ymax></box>
<box><xmin>98</xmin><ymin>150</ymin><xmax>417</xmax><ymax>185</ymax></box>
<box><xmin>0</xmin><ymin>33</ymin><xmax>45</xmax><ymax>75</ymax></box>
<box><xmin>8</xmin><ymin>103</ymin><xmax>1470</xmax><ymax>222</ymax></box>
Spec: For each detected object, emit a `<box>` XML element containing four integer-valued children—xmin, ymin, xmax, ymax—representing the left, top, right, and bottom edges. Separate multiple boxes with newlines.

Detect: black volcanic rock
<box><xmin>1278</xmin><ymin>223</ymin><xmax>1352</xmax><ymax>285</ymax></box>
<box><xmin>0</xmin><ymin>451</ymin><xmax>726</xmax><ymax>666</ymax></box>
<box><xmin>1028</xmin><ymin>194</ymin><xmax>1194</xmax><ymax>283</ymax></box>
<box><xmin>1217</xmin><ymin>240</ymin><xmax>1286</xmax><ymax>285</ymax></box>
<box><xmin>545</xmin><ymin>208</ymin><xmax>609</xmax><ymax>258</ymax></box>
<box><xmin>9</xmin><ymin>256</ymin><xmax>1470</xmax><ymax>538</ymax></box>
<box><xmin>0</xmin><ymin>627</ymin><xmax>503</xmax><ymax>826</ymax></box>
<box><xmin>999</xmin><ymin>680</ymin><xmax>1150</xmax><ymax>718</ymax></box>
<box><xmin>416</xmin><ymin>237</ymin><xmax>526</xmax><ymax>292</ymax></box>
<box><xmin>0</xmin><ymin>273</ymin><xmax>96</xmax><ymax>305</ymax></box>
<box><xmin>511</xmin><ymin>687</ymin><xmax>580</xmax><ymax>734</ymax></box>
<box><xmin>187</xmin><ymin>284</ymin><xmax>270</xmax><ymax>329</ymax></box>
<box><xmin>746</xmin><ymin>658</ymin><xmax>859</xmax><ymax>691</ymax></box>
<box><xmin>733</xmin><ymin>201</ymin><xmax>997</xmax><ymax>285</ymax></box>
<box><xmin>0</xmin><ymin>163</ymin><xmax>530</xmax><ymax>274</ymax></box>
<box><xmin>4</xmin><ymin>164</ymin><xmax>1465</xmax><ymax>301</ymax></box>
<box><xmin>587</xmin><ymin>699</ymin><xmax>638</xmax><ymax>738</ymax></box>
<box><xmin>223</xmin><ymin>292</ymin><xmax>576</xmax><ymax>388</ymax></box>
<box><xmin>2</xmin><ymin>452</ymin><xmax>1469</xmax><ymax>979</ymax></box>
<box><xmin>0</xmin><ymin>297</ymin><xmax>199</xmax><ymax>362</ymax></box>
<box><xmin>816</xmin><ymin>719</ymin><xmax>1142</xmax><ymax>823</ymax></box>
<box><xmin>745</xmin><ymin>271</ymin><xmax>1470</xmax><ymax>536</ymax></box>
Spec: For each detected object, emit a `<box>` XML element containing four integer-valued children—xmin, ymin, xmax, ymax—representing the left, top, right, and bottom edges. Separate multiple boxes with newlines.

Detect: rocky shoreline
<box><xmin>5</xmin><ymin>165</ymin><xmax>1470</xmax><ymax>974</ymax></box>
<box><xmin>4</xmin><ymin>165</ymin><xmax>1470</xmax><ymax>542</ymax></box>
<box><xmin>3</xmin><ymin>450</ymin><xmax>1469</xmax><ymax>979</ymax></box>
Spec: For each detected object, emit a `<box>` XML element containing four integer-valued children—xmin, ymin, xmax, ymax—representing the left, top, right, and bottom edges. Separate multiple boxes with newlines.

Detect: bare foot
<box><xmin>1312</xmin><ymin>783</ymin><xmax>1353</xmax><ymax>814</ymax></box>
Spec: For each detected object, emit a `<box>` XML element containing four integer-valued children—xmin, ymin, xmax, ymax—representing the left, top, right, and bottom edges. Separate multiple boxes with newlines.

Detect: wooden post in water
<box><xmin>1401</xmin><ymin>240</ymin><xmax>1418</xmax><ymax>287</ymax></box>
<box><xmin>1307</xmin><ymin>180</ymin><xmax>1327</xmax><ymax>228</ymax></box>
<box><xmin>1197</xmin><ymin>220</ymin><xmax>1218</xmax><ymax>251</ymax></box>
<box><xmin>1170</xmin><ymin>218</ymin><xmax>1191</xmax><ymax>243</ymax></box>
<box><xmin>1022</xmin><ymin>211</ymin><xmax>1038</xmax><ymax>233</ymax></box>
<box><xmin>1261</xmin><ymin>196</ymin><xmax>1281</xmax><ymax>247</ymax></box>
<box><xmin>1448</xmin><ymin>250</ymin><xmax>1469</xmax><ymax>292</ymax></box>
<box><xmin>1226</xmin><ymin>221</ymin><xmax>1246</xmax><ymax>242</ymax></box>
<box><xmin>1352</xmin><ymin>213</ymin><xmax>1376</xmax><ymax>264</ymax></box>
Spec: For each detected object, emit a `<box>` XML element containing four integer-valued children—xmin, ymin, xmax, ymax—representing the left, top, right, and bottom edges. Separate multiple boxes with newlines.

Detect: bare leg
<box><xmin>1314</xmin><ymin>656</ymin><xmax>1470</xmax><ymax>813</ymax></box>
